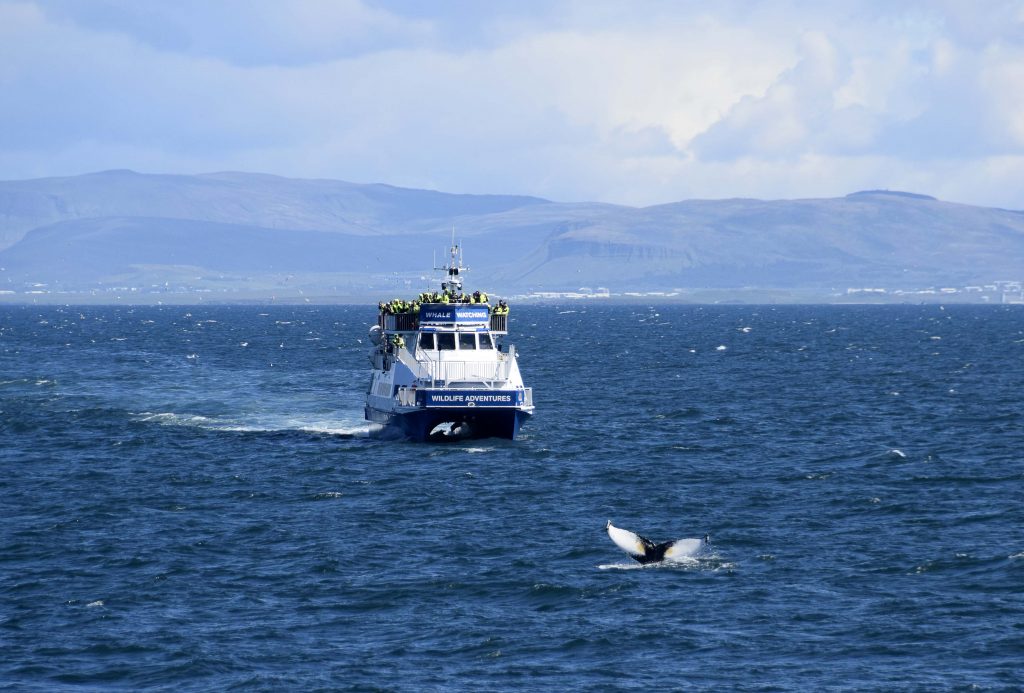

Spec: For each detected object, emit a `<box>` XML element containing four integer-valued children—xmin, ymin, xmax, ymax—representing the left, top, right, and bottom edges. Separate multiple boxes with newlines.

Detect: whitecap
<box><xmin>86</xmin><ymin>600</ymin><xmax>104</xmax><ymax>608</ymax></box>
<box><xmin>716</xmin><ymin>345</ymin><xmax>727</xmax><ymax>351</ymax></box>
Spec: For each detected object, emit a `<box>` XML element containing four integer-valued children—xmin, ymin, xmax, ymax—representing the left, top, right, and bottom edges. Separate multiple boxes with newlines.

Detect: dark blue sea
<box><xmin>2</xmin><ymin>304</ymin><xmax>1023</xmax><ymax>691</ymax></box>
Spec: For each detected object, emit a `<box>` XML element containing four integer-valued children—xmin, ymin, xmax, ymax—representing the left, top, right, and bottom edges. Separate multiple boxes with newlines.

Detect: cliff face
<box><xmin>2</xmin><ymin>171</ymin><xmax>1023</xmax><ymax>293</ymax></box>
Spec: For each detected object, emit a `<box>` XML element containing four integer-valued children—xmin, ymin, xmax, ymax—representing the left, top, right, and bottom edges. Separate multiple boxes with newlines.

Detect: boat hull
<box><xmin>365</xmin><ymin>405</ymin><xmax>531</xmax><ymax>442</ymax></box>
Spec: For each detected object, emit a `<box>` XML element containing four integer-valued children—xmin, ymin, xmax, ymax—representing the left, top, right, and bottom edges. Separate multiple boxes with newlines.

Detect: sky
<box><xmin>1</xmin><ymin>0</ymin><xmax>1023</xmax><ymax>207</ymax></box>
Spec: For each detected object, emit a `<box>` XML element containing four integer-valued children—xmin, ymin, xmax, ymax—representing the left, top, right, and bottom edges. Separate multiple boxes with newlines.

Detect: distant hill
<box><xmin>1</xmin><ymin>170</ymin><xmax>1022</xmax><ymax>298</ymax></box>
<box><xmin>0</xmin><ymin>169</ymin><xmax>548</xmax><ymax>248</ymax></box>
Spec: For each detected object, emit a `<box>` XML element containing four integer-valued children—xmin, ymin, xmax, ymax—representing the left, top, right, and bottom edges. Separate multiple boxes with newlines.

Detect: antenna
<box><xmin>434</xmin><ymin>227</ymin><xmax>468</xmax><ymax>295</ymax></box>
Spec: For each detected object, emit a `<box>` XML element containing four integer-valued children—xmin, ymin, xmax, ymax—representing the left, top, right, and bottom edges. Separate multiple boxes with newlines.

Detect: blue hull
<box><xmin>365</xmin><ymin>406</ymin><xmax>531</xmax><ymax>442</ymax></box>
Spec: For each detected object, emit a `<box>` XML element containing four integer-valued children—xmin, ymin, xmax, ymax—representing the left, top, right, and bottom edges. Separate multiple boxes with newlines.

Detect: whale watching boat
<box><xmin>364</xmin><ymin>241</ymin><xmax>534</xmax><ymax>441</ymax></box>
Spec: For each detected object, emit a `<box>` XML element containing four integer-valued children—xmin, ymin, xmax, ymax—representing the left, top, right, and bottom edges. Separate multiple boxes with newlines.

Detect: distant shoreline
<box><xmin>2</xmin><ymin>290</ymin><xmax>1021</xmax><ymax>307</ymax></box>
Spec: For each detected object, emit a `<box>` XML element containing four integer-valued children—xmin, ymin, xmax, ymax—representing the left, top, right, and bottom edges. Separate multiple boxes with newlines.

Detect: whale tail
<box><xmin>606</xmin><ymin>521</ymin><xmax>706</xmax><ymax>564</ymax></box>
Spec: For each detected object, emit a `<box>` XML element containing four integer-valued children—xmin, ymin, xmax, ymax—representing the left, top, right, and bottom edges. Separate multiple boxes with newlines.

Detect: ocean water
<box><xmin>2</xmin><ymin>303</ymin><xmax>1023</xmax><ymax>691</ymax></box>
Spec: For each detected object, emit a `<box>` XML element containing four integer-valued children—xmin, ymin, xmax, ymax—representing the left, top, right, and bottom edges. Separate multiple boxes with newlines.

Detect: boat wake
<box><xmin>136</xmin><ymin>411</ymin><xmax>372</xmax><ymax>437</ymax></box>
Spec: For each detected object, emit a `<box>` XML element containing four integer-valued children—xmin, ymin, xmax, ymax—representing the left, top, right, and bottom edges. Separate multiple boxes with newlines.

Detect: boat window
<box><xmin>479</xmin><ymin>333</ymin><xmax>494</xmax><ymax>350</ymax></box>
<box><xmin>459</xmin><ymin>333</ymin><xmax>477</xmax><ymax>350</ymax></box>
<box><xmin>418</xmin><ymin>333</ymin><xmax>435</xmax><ymax>350</ymax></box>
<box><xmin>437</xmin><ymin>333</ymin><xmax>456</xmax><ymax>350</ymax></box>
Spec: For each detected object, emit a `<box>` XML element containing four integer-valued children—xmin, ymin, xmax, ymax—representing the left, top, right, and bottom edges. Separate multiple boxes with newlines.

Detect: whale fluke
<box><xmin>606</xmin><ymin>520</ymin><xmax>707</xmax><ymax>564</ymax></box>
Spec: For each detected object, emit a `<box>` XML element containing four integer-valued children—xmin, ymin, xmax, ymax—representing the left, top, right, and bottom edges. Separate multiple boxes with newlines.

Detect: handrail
<box><xmin>383</xmin><ymin>313</ymin><xmax>418</xmax><ymax>332</ymax></box>
<box><xmin>413</xmin><ymin>352</ymin><xmax>511</xmax><ymax>388</ymax></box>
<box><xmin>489</xmin><ymin>314</ymin><xmax>507</xmax><ymax>332</ymax></box>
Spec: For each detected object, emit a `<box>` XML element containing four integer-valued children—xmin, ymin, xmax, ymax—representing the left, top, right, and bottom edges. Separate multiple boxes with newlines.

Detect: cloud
<box><xmin>1</xmin><ymin>0</ymin><xmax>1024</xmax><ymax>209</ymax></box>
<box><xmin>34</xmin><ymin>0</ymin><xmax>433</xmax><ymax>66</ymax></box>
<box><xmin>690</xmin><ymin>4</ymin><xmax>1024</xmax><ymax>166</ymax></box>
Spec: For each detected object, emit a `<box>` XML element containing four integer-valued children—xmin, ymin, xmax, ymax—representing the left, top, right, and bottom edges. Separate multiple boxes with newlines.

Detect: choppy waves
<box><xmin>3</xmin><ymin>304</ymin><xmax>1024</xmax><ymax>690</ymax></box>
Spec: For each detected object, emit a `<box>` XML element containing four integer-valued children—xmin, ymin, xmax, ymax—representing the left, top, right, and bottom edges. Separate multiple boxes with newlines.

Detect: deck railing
<box><xmin>489</xmin><ymin>314</ymin><xmax>507</xmax><ymax>332</ymax></box>
<box><xmin>417</xmin><ymin>358</ymin><xmax>510</xmax><ymax>386</ymax></box>
<box><xmin>382</xmin><ymin>313</ymin><xmax>418</xmax><ymax>332</ymax></box>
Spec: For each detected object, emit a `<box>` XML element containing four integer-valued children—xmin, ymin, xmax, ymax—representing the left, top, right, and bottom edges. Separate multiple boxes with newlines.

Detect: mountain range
<box><xmin>2</xmin><ymin>169</ymin><xmax>1023</xmax><ymax>300</ymax></box>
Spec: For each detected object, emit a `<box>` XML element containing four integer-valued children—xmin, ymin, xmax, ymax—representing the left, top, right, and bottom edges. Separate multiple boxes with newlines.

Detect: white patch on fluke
<box><xmin>663</xmin><ymin>538</ymin><xmax>704</xmax><ymax>560</ymax></box>
<box><xmin>607</xmin><ymin>523</ymin><xmax>647</xmax><ymax>558</ymax></box>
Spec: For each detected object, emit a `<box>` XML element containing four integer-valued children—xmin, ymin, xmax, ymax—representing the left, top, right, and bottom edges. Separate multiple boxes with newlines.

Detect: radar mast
<box><xmin>435</xmin><ymin>228</ymin><xmax>467</xmax><ymax>294</ymax></box>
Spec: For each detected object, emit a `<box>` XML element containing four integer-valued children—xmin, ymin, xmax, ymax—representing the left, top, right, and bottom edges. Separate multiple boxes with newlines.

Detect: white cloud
<box><xmin>35</xmin><ymin>0</ymin><xmax>433</xmax><ymax>66</ymax></box>
<box><xmin>1</xmin><ymin>0</ymin><xmax>1024</xmax><ymax>209</ymax></box>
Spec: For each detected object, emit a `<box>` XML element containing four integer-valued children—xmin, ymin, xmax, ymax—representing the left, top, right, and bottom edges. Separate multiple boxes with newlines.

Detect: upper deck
<box><xmin>381</xmin><ymin>303</ymin><xmax>508</xmax><ymax>334</ymax></box>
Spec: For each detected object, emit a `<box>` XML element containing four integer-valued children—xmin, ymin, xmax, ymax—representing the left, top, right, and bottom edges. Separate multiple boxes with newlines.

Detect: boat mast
<box><xmin>435</xmin><ymin>226</ymin><xmax>467</xmax><ymax>295</ymax></box>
